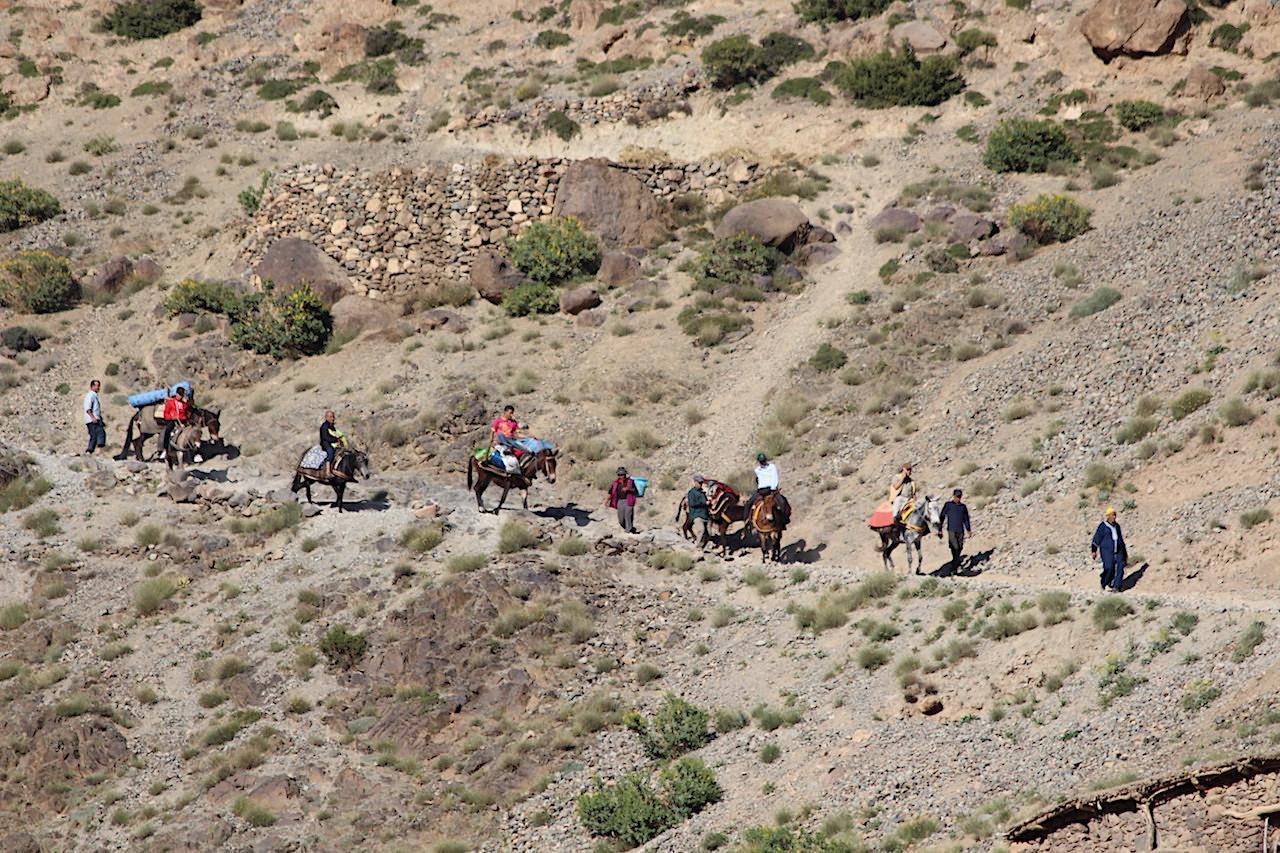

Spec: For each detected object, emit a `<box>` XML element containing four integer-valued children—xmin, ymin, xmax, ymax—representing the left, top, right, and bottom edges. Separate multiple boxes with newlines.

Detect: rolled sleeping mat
<box><xmin>126</xmin><ymin>380</ymin><xmax>195</xmax><ymax>409</ymax></box>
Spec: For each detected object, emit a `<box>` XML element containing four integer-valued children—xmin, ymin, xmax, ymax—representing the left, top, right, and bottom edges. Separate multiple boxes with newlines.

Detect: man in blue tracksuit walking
<box><xmin>1090</xmin><ymin>507</ymin><xmax>1128</xmax><ymax>592</ymax></box>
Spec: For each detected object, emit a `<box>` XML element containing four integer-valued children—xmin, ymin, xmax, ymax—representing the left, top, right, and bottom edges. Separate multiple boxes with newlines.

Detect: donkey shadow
<box><xmin>779</xmin><ymin>539</ymin><xmax>826</xmax><ymax>564</ymax></box>
<box><xmin>534</xmin><ymin>502</ymin><xmax>594</xmax><ymax>527</ymax></box>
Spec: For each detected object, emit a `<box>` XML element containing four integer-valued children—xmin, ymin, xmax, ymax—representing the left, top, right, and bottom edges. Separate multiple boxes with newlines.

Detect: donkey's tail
<box><xmin>117</xmin><ymin>411</ymin><xmax>138</xmax><ymax>458</ymax></box>
<box><xmin>466</xmin><ymin>457</ymin><xmax>474</xmax><ymax>490</ymax></box>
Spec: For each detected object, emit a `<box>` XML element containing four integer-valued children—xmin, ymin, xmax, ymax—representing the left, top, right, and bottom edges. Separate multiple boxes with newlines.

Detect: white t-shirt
<box><xmin>755</xmin><ymin>463</ymin><xmax>779</xmax><ymax>490</ymax></box>
<box><xmin>83</xmin><ymin>391</ymin><xmax>101</xmax><ymax>425</ymax></box>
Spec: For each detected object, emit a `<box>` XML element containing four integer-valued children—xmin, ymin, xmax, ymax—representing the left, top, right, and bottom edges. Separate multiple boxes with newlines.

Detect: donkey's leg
<box><xmin>494</xmin><ymin>486</ymin><xmax>509</xmax><ymax>514</ymax></box>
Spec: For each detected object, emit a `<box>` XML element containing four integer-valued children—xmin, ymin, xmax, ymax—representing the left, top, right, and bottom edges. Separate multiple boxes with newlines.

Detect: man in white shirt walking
<box><xmin>83</xmin><ymin>379</ymin><xmax>106</xmax><ymax>455</ymax></box>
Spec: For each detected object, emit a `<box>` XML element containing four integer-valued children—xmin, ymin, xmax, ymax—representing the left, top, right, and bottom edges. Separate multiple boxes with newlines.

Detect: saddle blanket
<box><xmin>300</xmin><ymin>445</ymin><xmax>327</xmax><ymax>470</ymax></box>
<box><xmin>867</xmin><ymin>500</ymin><xmax>896</xmax><ymax>530</ymax></box>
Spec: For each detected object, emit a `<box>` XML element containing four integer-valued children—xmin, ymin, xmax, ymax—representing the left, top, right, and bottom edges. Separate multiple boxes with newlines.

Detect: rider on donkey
<box><xmin>745</xmin><ymin>453</ymin><xmax>790</xmax><ymax>525</ymax></box>
<box><xmin>160</xmin><ymin>386</ymin><xmax>191</xmax><ymax>452</ymax></box>
<box><xmin>890</xmin><ymin>462</ymin><xmax>917</xmax><ymax>520</ymax></box>
<box><xmin>319</xmin><ymin>410</ymin><xmax>348</xmax><ymax>475</ymax></box>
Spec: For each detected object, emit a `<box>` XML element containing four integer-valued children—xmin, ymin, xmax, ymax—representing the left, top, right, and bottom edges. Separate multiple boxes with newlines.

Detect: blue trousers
<box><xmin>85</xmin><ymin>422</ymin><xmax>106</xmax><ymax>453</ymax></box>
<box><xmin>1101</xmin><ymin>557</ymin><xmax>1126</xmax><ymax>592</ymax></box>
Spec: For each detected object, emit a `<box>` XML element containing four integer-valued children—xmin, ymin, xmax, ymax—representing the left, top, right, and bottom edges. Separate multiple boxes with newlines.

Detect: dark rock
<box><xmin>950</xmin><ymin>211</ymin><xmax>997</xmax><ymax>243</ymax></box>
<box><xmin>84</xmin><ymin>256</ymin><xmax>133</xmax><ymax>294</ymax></box>
<box><xmin>598</xmin><ymin>251</ymin><xmax>641</xmax><ymax>286</ymax></box>
<box><xmin>470</xmin><ymin>249</ymin><xmax>526</xmax><ymax>304</ymax></box>
<box><xmin>421</xmin><ymin>308</ymin><xmax>467</xmax><ymax>334</ymax></box>
<box><xmin>256</xmin><ymin>237</ymin><xmax>352</xmax><ymax>308</ymax></box>
<box><xmin>131</xmin><ymin>257</ymin><xmax>164</xmax><ymax>284</ymax></box>
<box><xmin>561</xmin><ymin>287</ymin><xmax>602</xmax><ymax>315</ymax></box>
<box><xmin>869</xmin><ymin>207</ymin><xmax>922</xmax><ymax>233</ymax></box>
<box><xmin>0</xmin><ymin>326</ymin><xmax>39</xmax><ymax>352</ymax></box>
<box><xmin>1184</xmin><ymin>64</ymin><xmax>1226</xmax><ymax>101</ymax></box>
<box><xmin>924</xmin><ymin>205</ymin><xmax>956</xmax><ymax>223</ymax></box>
<box><xmin>553</xmin><ymin>159</ymin><xmax>673</xmax><ymax>248</ymax></box>
<box><xmin>714</xmin><ymin>198</ymin><xmax>812</xmax><ymax>253</ymax></box>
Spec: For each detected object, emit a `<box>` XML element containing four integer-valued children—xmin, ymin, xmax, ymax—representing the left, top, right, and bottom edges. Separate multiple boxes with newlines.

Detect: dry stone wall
<box><xmin>241</xmin><ymin>156</ymin><xmax>773</xmax><ymax>299</ymax></box>
<box><xmin>1012</xmin><ymin>770</ymin><xmax>1280</xmax><ymax>852</ymax></box>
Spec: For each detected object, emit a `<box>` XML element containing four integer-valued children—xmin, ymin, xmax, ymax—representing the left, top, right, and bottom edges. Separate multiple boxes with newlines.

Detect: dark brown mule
<box><xmin>290</xmin><ymin>448</ymin><xmax>370</xmax><ymax>512</ymax></box>
<box><xmin>466</xmin><ymin>448</ymin><xmax>557</xmax><ymax>513</ymax></box>
<box><xmin>117</xmin><ymin>404</ymin><xmax>222</xmax><ymax>462</ymax></box>
<box><xmin>749</xmin><ymin>490</ymin><xmax>786</xmax><ymax>563</ymax></box>
<box><xmin>677</xmin><ymin>494</ymin><xmax>747</xmax><ymax>557</ymax></box>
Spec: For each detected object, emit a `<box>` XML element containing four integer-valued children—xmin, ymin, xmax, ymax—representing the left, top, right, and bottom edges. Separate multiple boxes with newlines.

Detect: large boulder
<box><xmin>950</xmin><ymin>211</ymin><xmax>997</xmax><ymax>243</ymax></box>
<box><xmin>1080</xmin><ymin>0</ymin><xmax>1190</xmax><ymax>60</ymax></box>
<box><xmin>1184</xmin><ymin>65</ymin><xmax>1226</xmax><ymax>101</ymax></box>
<box><xmin>552</xmin><ymin>159</ymin><xmax>672</xmax><ymax>249</ymax></box>
<box><xmin>331</xmin><ymin>294</ymin><xmax>398</xmax><ymax>339</ymax></box>
<box><xmin>255</xmin><ymin>238</ymin><xmax>352</xmax><ymax>308</ymax></box>
<box><xmin>869</xmin><ymin>207</ymin><xmax>922</xmax><ymax>234</ymax></box>
<box><xmin>560</xmin><ymin>286</ymin><xmax>602</xmax><ymax>315</ymax></box>
<box><xmin>597</xmin><ymin>251</ymin><xmax>641</xmax><ymax>287</ymax></box>
<box><xmin>714</xmin><ymin>198</ymin><xmax>813</xmax><ymax>253</ymax></box>
<box><xmin>84</xmin><ymin>256</ymin><xmax>133</xmax><ymax>295</ymax></box>
<box><xmin>470</xmin><ymin>249</ymin><xmax>526</xmax><ymax>304</ymax></box>
<box><xmin>891</xmin><ymin>20</ymin><xmax>947</xmax><ymax>53</ymax></box>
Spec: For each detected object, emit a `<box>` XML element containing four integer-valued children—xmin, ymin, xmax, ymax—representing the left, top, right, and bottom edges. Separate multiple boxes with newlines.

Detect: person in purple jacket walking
<box><xmin>606</xmin><ymin>467</ymin><xmax>639</xmax><ymax>533</ymax></box>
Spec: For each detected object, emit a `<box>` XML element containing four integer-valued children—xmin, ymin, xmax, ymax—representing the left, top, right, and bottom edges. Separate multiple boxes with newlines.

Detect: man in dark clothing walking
<box><xmin>680</xmin><ymin>474</ymin><xmax>712</xmax><ymax>547</ymax></box>
<box><xmin>1090</xmin><ymin>507</ymin><xmax>1128</xmax><ymax>592</ymax></box>
<box><xmin>937</xmin><ymin>488</ymin><xmax>971</xmax><ymax>573</ymax></box>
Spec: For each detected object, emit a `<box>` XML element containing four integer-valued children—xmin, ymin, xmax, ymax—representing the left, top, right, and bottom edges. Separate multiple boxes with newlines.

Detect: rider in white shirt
<box><xmin>746</xmin><ymin>453</ymin><xmax>789</xmax><ymax>522</ymax></box>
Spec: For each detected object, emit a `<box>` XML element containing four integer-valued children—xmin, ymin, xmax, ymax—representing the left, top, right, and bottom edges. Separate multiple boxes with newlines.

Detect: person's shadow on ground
<box><xmin>931</xmin><ymin>548</ymin><xmax>995</xmax><ymax>577</ymax></box>
<box><xmin>534</xmin><ymin>502</ymin><xmax>594</xmax><ymax>527</ymax></box>
<box><xmin>1122</xmin><ymin>564</ymin><xmax>1150</xmax><ymax>591</ymax></box>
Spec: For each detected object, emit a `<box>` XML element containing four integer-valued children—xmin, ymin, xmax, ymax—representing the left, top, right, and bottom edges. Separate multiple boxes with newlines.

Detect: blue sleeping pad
<box><xmin>127</xmin><ymin>380</ymin><xmax>194</xmax><ymax>409</ymax></box>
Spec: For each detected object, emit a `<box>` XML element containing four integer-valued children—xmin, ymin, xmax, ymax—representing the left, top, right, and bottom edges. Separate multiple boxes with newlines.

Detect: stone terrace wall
<box><xmin>1012</xmin><ymin>770</ymin><xmax>1280</xmax><ymax>851</ymax></box>
<box><xmin>242</xmin><ymin>156</ymin><xmax>772</xmax><ymax>299</ymax></box>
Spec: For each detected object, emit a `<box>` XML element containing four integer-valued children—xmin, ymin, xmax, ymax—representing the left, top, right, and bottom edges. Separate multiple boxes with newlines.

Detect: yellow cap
<box><xmin>1105</xmin><ymin>507</ymin><xmax>1117</xmax><ymax>516</ymax></box>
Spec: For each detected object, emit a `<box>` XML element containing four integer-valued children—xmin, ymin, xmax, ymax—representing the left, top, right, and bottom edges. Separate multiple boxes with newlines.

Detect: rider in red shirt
<box><xmin>490</xmin><ymin>405</ymin><xmax>521</xmax><ymax>449</ymax></box>
<box><xmin>161</xmin><ymin>386</ymin><xmax>190</xmax><ymax>450</ymax></box>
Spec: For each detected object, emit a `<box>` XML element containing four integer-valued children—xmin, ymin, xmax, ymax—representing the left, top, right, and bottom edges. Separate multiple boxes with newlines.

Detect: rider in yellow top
<box><xmin>890</xmin><ymin>462</ymin><xmax>917</xmax><ymax>519</ymax></box>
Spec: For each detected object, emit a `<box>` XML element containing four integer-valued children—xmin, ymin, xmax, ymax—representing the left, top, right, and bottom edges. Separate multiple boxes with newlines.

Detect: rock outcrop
<box><xmin>1080</xmin><ymin>0</ymin><xmax>1190</xmax><ymax>60</ymax></box>
<box><xmin>552</xmin><ymin>159</ymin><xmax>672</xmax><ymax>248</ymax></box>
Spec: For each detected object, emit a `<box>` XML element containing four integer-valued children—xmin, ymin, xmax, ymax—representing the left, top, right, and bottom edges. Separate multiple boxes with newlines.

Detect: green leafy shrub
<box><xmin>509</xmin><ymin>217</ymin><xmax>600</xmax><ymax>284</ymax></box>
<box><xmin>535</xmin><ymin>29</ymin><xmax>571</xmax><ymax>49</ymax></box>
<box><xmin>1210</xmin><ymin>22</ymin><xmax>1249</xmax><ymax>52</ymax></box>
<box><xmin>772</xmin><ymin>77</ymin><xmax>832</xmax><ymax>105</ymax></box>
<box><xmin>501</xmin><ymin>282</ymin><xmax>559</xmax><ymax>317</ymax></box>
<box><xmin>0</xmin><ymin>252</ymin><xmax>80</xmax><ymax>314</ymax></box>
<box><xmin>1069</xmin><ymin>287</ymin><xmax>1121</xmax><ymax>318</ymax></box>
<box><xmin>319</xmin><ymin>625</ymin><xmax>368</xmax><ymax>670</ymax></box>
<box><xmin>578</xmin><ymin>759</ymin><xmax>720</xmax><ymax>846</ymax></box>
<box><xmin>365</xmin><ymin>25</ymin><xmax>425</xmax><ymax>63</ymax></box>
<box><xmin>1114</xmin><ymin>100</ymin><xmax>1165</xmax><ymax>131</ymax></box>
<box><xmin>625</xmin><ymin>694</ymin><xmax>711</xmax><ymax>759</ymax></box>
<box><xmin>577</xmin><ymin>774</ymin><xmax>679</xmax><ymax>846</ymax></box>
<box><xmin>0</xmin><ymin>180</ymin><xmax>62</xmax><ymax>232</ymax></box>
<box><xmin>287</xmin><ymin>89</ymin><xmax>339</xmax><ymax>118</ymax></box>
<box><xmin>677</xmin><ymin>304</ymin><xmax>750</xmax><ymax>346</ymax></box>
<box><xmin>690</xmin><ymin>234</ymin><xmax>780</xmax><ymax>293</ymax></box>
<box><xmin>543</xmin><ymin>110</ymin><xmax>581</xmax><ymax>141</ymax></box>
<box><xmin>104</xmin><ymin>0</ymin><xmax>201</xmax><ymax>39</ymax></box>
<box><xmin>1219</xmin><ymin>397</ymin><xmax>1256</xmax><ymax>427</ymax></box>
<box><xmin>832</xmin><ymin>48</ymin><xmax>964</xmax><ymax>107</ymax></box>
<box><xmin>758</xmin><ymin>32</ymin><xmax>815</xmax><ymax>69</ymax></box>
<box><xmin>164</xmin><ymin>278</ymin><xmax>241</xmax><ymax>317</ymax></box>
<box><xmin>660</xmin><ymin>758</ymin><xmax>722</xmax><ymax>817</ymax></box>
<box><xmin>956</xmin><ymin>28</ymin><xmax>997</xmax><ymax>55</ymax></box>
<box><xmin>794</xmin><ymin>0</ymin><xmax>892</xmax><ymax>23</ymax></box>
<box><xmin>983</xmin><ymin>119</ymin><xmax>1078</xmax><ymax>173</ymax></box>
<box><xmin>230</xmin><ymin>283</ymin><xmax>333</xmax><ymax>358</ymax></box>
<box><xmin>810</xmin><ymin>343</ymin><xmax>847</xmax><ymax>372</ymax></box>
<box><xmin>702</xmin><ymin>35</ymin><xmax>770</xmax><ymax>88</ymax></box>
<box><xmin>1009</xmin><ymin>194</ymin><xmax>1092</xmax><ymax>244</ymax></box>
<box><xmin>1180</xmin><ymin>679</ymin><xmax>1220</xmax><ymax>712</ymax></box>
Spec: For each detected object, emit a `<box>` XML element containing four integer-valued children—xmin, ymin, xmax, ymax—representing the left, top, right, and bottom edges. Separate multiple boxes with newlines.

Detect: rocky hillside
<box><xmin>3</xmin><ymin>0</ymin><xmax>1280</xmax><ymax>850</ymax></box>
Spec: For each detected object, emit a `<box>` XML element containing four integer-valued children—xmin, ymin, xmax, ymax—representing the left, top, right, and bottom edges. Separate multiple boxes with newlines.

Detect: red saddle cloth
<box><xmin>867</xmin><ymin>500</ymin><xmax>896</xmax><ymax>530</ymax></box>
